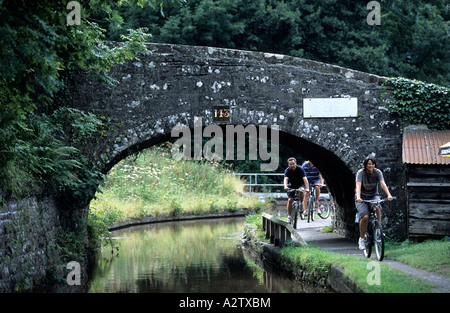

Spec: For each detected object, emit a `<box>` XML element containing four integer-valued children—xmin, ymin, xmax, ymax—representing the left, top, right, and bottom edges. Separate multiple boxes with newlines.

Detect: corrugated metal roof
<box><xmin>403</xmin><ymin>130</ymin><xmax>450</xmax><ymax>165</ymax></box>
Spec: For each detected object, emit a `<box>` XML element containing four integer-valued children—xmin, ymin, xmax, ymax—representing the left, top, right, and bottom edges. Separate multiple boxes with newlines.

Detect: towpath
<box><xmin>294</xmin><ymin>217</ymin><xmax>450</xmax><ymax>293</ymax></box>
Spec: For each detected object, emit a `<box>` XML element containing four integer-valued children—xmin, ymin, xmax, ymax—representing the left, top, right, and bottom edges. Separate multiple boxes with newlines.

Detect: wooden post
<box><xmin>261</xmin><ymin>212</ymin><xmax>308</xmax><ymax>247</ymax></box>
<box><xmin>265</xmin><ymin>217</ymin><xmax>270</xmax><ymax>239</ymax></box>
<box><xmin>285</xmin><ymin>228</ymin><xmax>291</xmax><ymax>242</ymax></box>
<box><xmin>280</xmin><ymin>226</ymin><xmax>286</xmax><ymax>246</ymax></box>
<box><xmin>270</xmin><ymin>220</ymin><xmax>275</xmax><ymax>244</ymax></box>
<box><xmin>274</xmin><ymin>224</ymin><xmax>280</xmax><ymax>246</ymax></box>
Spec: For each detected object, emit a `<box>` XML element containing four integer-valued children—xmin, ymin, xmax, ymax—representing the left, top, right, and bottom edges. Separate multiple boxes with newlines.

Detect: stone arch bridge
<box><xmin>71</xmin><ymin>43</ymin><xmax>405</xmax><ymax>239</ymax></box>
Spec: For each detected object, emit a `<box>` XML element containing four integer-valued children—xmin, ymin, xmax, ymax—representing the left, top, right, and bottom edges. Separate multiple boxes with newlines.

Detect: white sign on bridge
<box><xmin>303</xmin><ymin>97</ymin><xmax>358</xmax><ymax>118</ymax></box>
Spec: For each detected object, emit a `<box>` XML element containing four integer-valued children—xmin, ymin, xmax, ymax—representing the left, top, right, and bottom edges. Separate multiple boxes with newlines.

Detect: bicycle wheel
<box><xmin>373</xmin><ymin>220</ymin><xmax>385</xmax><ymax>261</ymax></box>
<box><xmin>317</xmin><ymin>198</ymin><xmax>330</xmax><ymax>219</ymax></box>
<box><xmin>299</xmin><ymin>199</ymin><xmax>305</xmax><ymax>220</ymax></box>
<box><xmin>363</xmin><ymin>225</ymin><xmax>373</xmax><ymax>258</ymax></box>
<box><xmin>307</xmin><ymin>198</ymin><xmax>314</xmax><ymax>223</ymax></box>
<box><xmin>292</xmin><ymin>201</ymin><xmax>299</xmax><ymax>229</ymax></box>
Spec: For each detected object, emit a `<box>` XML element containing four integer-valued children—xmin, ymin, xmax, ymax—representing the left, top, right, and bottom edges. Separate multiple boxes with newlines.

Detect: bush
<box><xmin>90</xmin><ymin>145</ymin><xmax>262</xmax><ymax>222</ymax></box>
<box><xmin>383</xmin><ymin>77</ymin><xmax>449</xmax><ymax>130</ymax></box>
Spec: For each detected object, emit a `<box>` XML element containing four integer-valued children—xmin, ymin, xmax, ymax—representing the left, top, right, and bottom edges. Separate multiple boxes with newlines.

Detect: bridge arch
<box><xmin>71</xmin><ymin>43</ymin><xmax>406</xmax><ymax>239</ymax></box>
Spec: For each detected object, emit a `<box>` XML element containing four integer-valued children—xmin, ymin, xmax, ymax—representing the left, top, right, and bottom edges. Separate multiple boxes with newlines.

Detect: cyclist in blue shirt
<box><xmin>301</xmin><ymin>161</ymin><xmax>324</xmax><ymax>218</ymax></box>
<box><xmin>283</xmin><ymin>157</ymin><xmax>309</xmax><ymax>224</ymax></box>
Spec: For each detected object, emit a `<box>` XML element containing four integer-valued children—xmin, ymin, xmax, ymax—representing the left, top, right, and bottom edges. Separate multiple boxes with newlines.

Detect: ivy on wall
<box><xmin>383</xmin><ymin>77</ymin><xmax>449</xmax><ymax>130</ymax></box>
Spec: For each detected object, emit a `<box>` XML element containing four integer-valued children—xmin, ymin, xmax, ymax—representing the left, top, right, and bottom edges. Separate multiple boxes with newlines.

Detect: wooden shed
<box><xmin>403</xmin><ymin>128</ymin><xmax>450</xmax><ymax>238</ymax></box>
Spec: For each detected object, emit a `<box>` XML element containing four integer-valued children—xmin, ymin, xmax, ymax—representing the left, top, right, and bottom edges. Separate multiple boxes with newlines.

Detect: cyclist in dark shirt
<box><xmin>283</xmin><ymin>157</ymin><xmax>309</xmax><ymax>224</ymax></box>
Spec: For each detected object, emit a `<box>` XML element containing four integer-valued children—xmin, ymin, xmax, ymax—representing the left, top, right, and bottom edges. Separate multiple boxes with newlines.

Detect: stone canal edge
<box><xmin>108</xmin><ymin>209</ymin><xmax>251</xmax><ymax>231</ymax></box>
<box><xmin>241</xmin><ymin>223</ymin><xmax>363</xmax><ymax>293</ymax></box>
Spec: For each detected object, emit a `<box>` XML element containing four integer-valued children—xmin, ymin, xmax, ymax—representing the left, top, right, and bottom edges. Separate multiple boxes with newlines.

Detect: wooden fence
<box><xmin>261</xmin><ymin>213</ymin><xmax>307</xmax><ymax>247</ymax></box>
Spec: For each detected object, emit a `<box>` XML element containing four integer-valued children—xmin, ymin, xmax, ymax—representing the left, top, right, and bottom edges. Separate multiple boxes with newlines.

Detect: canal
<box><xmin>88</xmin><ymin>217</ymin><xmax>330</xmax><ymax>293</ymax></box>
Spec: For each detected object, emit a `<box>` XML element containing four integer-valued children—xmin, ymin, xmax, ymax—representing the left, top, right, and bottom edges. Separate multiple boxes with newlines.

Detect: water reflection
<box><xmin>88</xmin><ymin>217</ymin><xmax>331</xmax><ymax>293</ymax></box>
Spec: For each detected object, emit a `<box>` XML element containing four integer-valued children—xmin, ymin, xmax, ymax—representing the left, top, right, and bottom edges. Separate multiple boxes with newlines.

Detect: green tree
<box><xmin>383</xmin><ymin>0</ymin><xmax>449</xmax><ymax>85</ymax></box>
<box><xmin>112</xmin><ymin>0</ymin><xmax>448</xmax><ymax>86</ymax></box>
<box><xmin>0</xmin><ymin>0</ymin><xmax>176</xmax><ymax>195</ymax></box>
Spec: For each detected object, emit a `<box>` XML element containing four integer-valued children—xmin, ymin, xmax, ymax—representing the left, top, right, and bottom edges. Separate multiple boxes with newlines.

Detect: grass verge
<box><xmin>385</xmin><ymin>237</ymin><xmax>450</xmax><ymax>277</ymax></box>
<box><xmin>88</xmin><ymin>146</ymin><xmax>263</xmax><ymax>238</ymax></box>
<box><xmin>244</xmin><ymin>214</ymin><xmax>436</xmax><ymax>293</ymax></box>
<box><xmin>281</xmin><ymin>245</ymin><xmax>435</xmax><ymax>293</ymax></box>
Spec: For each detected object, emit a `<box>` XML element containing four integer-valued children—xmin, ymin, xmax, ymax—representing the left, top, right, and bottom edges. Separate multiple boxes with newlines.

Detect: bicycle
<box><xmin>301</xmin><ymin>185</ymin><xmax>331</xmax><ymax>222</ymax></box>
<box><xmin>287</xmin><ymin>188</ymin><xmax>305</xmax><ymax>229</ymax></box>
<box><xmin>360</xmin><ymin>197</ymin><xmax>396</xmax><ymax>261</ymax></box>
<box><xmin>318</xmin><ymin>197</ymin><xmax>331</xmax><ymax>219</ymax></box>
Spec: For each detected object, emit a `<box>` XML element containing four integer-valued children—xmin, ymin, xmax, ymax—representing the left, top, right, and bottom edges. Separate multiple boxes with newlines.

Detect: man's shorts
<box><xmin>300</xmin><ymin>179</ymin><xmax>321</xmax><ymax>190</ymax></box>
<box><xmin>356</xmin><ymin>196</ymin><xmax>381</xmax><ymax>220</ymax></box>
<box><xmin>287</xmin><ymin>188</ymin><xmax>302</xmax><ymax>199</ymax></box>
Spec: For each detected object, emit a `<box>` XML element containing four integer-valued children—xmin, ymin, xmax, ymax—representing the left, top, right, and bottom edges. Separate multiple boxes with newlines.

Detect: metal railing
<box><xmin>233</xmin><ymin>173</ymin><xmax>330</xmax><ymax>200</ymax></box>
<box><xmin>232</xmin><ymin>172</ymin><xmax>284</xmax><ymax>193</ymax></box>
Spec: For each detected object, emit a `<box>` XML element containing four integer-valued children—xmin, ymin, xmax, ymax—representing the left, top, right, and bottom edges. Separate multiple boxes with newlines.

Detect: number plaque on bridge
<box><xmin>213</xmin><ymin>106</ymin><xmax>230</xmax><ymax>122</ymax></box>
<box><xmin>303</xmin><ymin>97</ymin><xmax>358</xmax><ymax>118</ymax></box>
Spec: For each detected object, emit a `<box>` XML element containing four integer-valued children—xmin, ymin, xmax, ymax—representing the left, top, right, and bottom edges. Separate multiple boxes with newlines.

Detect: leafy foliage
<box><xmin>87</xmin><ymin>204</ymin><xmax>124</xmax><ymax>254</ymax></box>
<box><xmin>0</xmin><ymin>107</ymin><xmax>104</xmax><ymax>196</ymax></box>
<box><xmin>382</xmin><ymin>1</ymin><xmax>449</xmax><ymax>86</ymax></box>
<box><xmin>0</xmin><ymin>0</ymin><xmax>155</xmax><ymax>120</ymax></box>
<box><xmin>0</xmin><ymin>0</ymin><xmax>176</xmax><ymax>197</ymax></box>
<box><xmin>384</xmin><ymin>78</ymin><xmax>450</xmax><ymax>130</ymax></box>
<box><xmin>89</xmin><ymin>144</ymin><xmax>260</xmax><ymax>221</ymax></box>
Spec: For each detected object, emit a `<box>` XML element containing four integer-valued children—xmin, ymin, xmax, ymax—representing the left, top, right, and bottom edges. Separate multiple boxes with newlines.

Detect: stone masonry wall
<box><xmin>0</xmin><ymin>191</ymin><xmax>88</xmax><ymax>292</ymax></box>
<box><xmin>71</xmin><ymin>43</ymin><xmax>406</xmax><ymax>239</ymax></box>
<box><xmin>0</xmin><ymin>193</ymin><xmax>60</xmax><ymax>292</ymax></box>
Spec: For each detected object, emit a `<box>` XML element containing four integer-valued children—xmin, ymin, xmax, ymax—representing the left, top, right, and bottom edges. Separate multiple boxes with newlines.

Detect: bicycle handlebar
<box><xmin>361</xmin><ymin>197</ymin><xmax>397</xmax><ymax>204</ymax></box>
<box><xmin>286</xmin><ymin>188</ymin><xmax>307</xmax><ymax>193</ymax></box>
<box><xmin>286</xmin><ymin>184</ymin><xmax>326</xmax><ymax>193</ymax></box>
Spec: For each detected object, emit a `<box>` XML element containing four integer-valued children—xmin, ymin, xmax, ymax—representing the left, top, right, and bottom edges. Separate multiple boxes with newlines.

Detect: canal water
<box><xmin>88</xmin><ymin>217</ymin><xmax>330</xmax><ymax>293</ymax></box>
